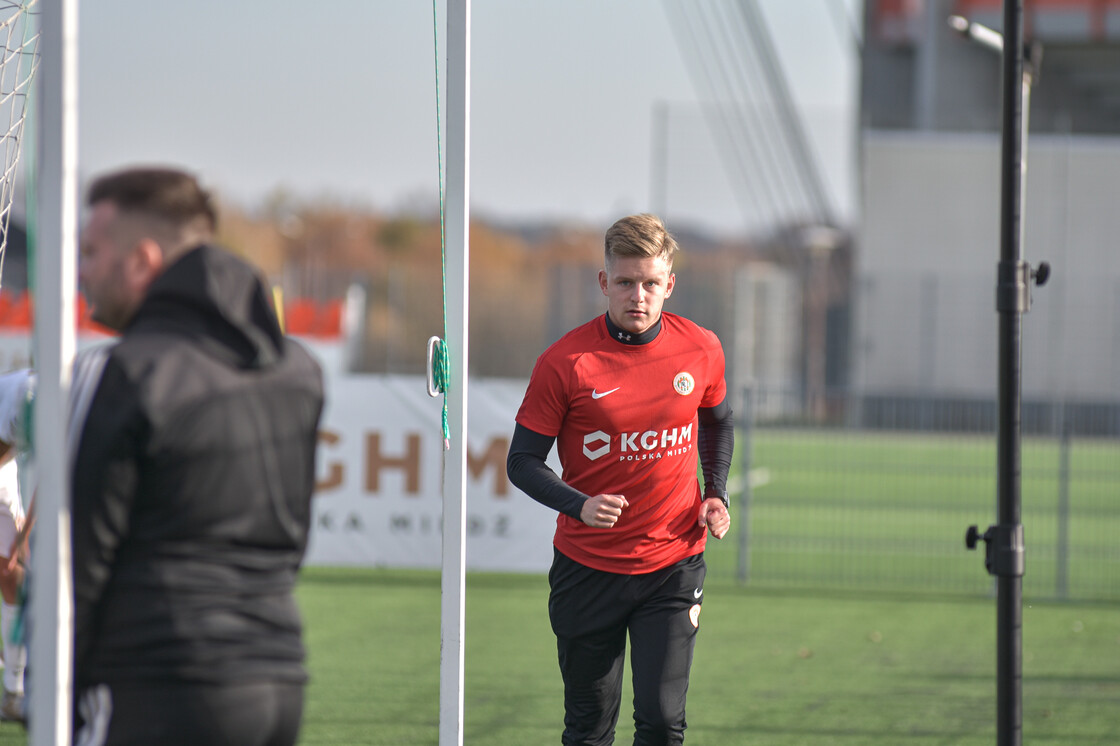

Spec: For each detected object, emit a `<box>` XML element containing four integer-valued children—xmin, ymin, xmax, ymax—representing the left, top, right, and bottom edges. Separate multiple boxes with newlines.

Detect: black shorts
<box><xmin>74</xmin><ymin>679</ymin><xmax>304</xmax><ymax>746</ymax></box>
<box><xmin>548</xmin><ymin>548</ymin><xmax>707</xmax><ymax>746</ymax></box>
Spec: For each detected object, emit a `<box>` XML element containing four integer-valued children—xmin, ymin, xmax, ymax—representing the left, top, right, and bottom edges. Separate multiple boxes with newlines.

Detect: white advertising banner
<box><xmin>0</xmin><ymin>333</ymin><xmax>558</xmax><ymax>574</ymax></box>
<box><xmin>305</xmin><ymin>374</ymin><xmax>558</xmax><ymax>573</ymax></box>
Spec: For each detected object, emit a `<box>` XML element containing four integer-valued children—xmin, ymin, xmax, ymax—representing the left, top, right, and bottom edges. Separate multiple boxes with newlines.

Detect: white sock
<box><xmin>1</xmin><ymin>601</ymin><xmax>24</xmax><ymax>695</ymax></box>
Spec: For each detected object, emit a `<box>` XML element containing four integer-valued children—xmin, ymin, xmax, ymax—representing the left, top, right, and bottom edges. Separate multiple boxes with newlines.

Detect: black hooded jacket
<box><xmin>70</xmin><ymin>245</ymin><xmax>324</xmax><ymax>688</ymax></box>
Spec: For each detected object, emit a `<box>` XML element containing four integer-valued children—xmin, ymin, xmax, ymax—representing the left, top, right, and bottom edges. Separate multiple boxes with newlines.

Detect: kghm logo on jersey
<box><xmin>583</xmin><ymin>431</ymin><xmax>611</xmax><ymax>460</ymax></box>
<box><xmin>582</xmin><ymin>425</ymin><xmax>694</xmax><ymax>461</ymax></box>
<box><xmin>673</xmin><ymin>372</ymin><xmax>695</xmax><ymax>396</ymax></box>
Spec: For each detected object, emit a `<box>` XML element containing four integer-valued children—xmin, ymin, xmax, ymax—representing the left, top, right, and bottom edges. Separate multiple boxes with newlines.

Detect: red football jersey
<box><xmin>516</xmin><ymin>312</ymin><xmax>728</xmax><ymax>574</ymax></box>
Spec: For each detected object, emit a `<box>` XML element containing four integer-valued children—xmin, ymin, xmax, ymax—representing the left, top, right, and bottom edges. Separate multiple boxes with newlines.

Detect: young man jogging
<box><xmin>508</xmin><ymin>213</ymin><xmax>734</xmax><ymax>745</ymax></box>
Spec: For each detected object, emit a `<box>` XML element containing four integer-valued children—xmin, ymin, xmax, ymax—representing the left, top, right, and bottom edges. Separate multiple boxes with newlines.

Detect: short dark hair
<box><xmin>88</xmin><ymin>166</ymin><xmax>217</xmax><ymax>235</ymax></box>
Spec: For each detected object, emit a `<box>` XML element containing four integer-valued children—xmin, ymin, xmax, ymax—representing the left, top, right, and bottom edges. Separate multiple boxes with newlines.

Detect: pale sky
<box><xmin>77</xmin><ymin>1</ymin><xmax>862</xmax><ymax>238</ymax></box>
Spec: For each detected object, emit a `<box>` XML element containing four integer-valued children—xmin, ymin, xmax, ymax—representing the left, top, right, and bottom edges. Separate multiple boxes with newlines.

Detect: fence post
<box><xmin>737</xmin><ymin>384</ymin><xmax>754</xmax><ymax>585</ymax></box>
<box><xmin>1056</xmin><ymin>416</ymin><xmax>1070</xmax><ymax>599</ymax></box>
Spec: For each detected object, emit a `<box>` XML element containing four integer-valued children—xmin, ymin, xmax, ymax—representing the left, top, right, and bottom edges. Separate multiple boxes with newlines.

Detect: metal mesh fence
<box><xmin>704</xmin><ymin>388</ymin><xmax>1120</xmax><ymax>602</ymax></box>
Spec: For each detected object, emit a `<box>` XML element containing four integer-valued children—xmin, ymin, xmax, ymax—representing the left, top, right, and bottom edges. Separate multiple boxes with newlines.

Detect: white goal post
<box><xmin>439</xmin><ymin>2</ymin><xmax>470</xmax><ymax>745</ymax></box>
<box><xmin>30</xmin><ymin>0</ymin><xmax>79</xmax><ymax>745</ymax></box>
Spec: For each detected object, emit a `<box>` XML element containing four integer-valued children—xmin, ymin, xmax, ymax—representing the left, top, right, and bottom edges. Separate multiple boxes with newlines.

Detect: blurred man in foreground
<box><xmin>70</xmin><ymin>166</ymin><xmax>323</xmax><ymax>745</ymax></box>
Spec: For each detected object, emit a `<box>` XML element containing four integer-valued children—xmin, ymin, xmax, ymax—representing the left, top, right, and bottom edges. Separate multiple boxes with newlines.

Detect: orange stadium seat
<box><xmin>313</xmin><ymin>300</ymin><xmax>343</xmax><ymax>338</ymax></box>
<box><xmin>285</xmin><ymin>299</ymin><xmax>317</xmax><ymax>336</ymax></box>
<box><xmin>5</xmin><ymin>293</ymin><xmax>30</xmax><ymax>329</ymax></box>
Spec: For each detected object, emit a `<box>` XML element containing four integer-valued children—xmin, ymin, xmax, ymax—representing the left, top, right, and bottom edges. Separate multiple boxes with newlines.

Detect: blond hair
<box><xmin>604</xmin><ymin>213</ymin><xmax>678</xmax><ymax>267</ymax></box>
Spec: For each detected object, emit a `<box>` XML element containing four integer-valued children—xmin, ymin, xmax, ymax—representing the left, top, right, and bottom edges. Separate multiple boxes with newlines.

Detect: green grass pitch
<box><xmin>0</xmin><ymin>430</ymin><xmax>1116</xmax><ymax>744</ymax></box>
<box><xmin>291</xmin><ymin>567</ymin><xmax>1120</xmax><ymax>745</ymax></box>
<box><xmin>0</xmin><ymin>567</ymin><xmax>1114</xmax><ymax>745</ymax></box>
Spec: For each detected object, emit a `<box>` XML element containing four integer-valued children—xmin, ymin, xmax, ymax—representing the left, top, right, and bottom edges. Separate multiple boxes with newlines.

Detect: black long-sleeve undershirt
<box><xmin>505</xmin><ymin>424</ymin><xmax>588</xmax><ymax>520</ymax></box>
<box><xmin>506</xmin><ymin>399</ymin><xmax>735</xmax><ymax>519</ymax></box>
<box><xmin>698</xmin><ymin>398</ymin><xmax>734</xmax><ymax>499</ymax></box>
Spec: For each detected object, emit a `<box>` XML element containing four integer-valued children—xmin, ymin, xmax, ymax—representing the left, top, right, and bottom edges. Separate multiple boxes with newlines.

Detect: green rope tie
<box><xmin>429</xmin><ymin>336</ymin><xmax>450</xmax><ymax>448</ymax></box>
<box><xmin>431</xmin><ymin>0</ymin><xmax>450</xmax><ymax>450</ymax></box>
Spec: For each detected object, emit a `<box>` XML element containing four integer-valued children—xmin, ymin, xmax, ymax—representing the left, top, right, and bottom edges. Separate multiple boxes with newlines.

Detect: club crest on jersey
<box><xmin>673</xmin><ymin>372</ymin><xmax>695</xmax><ymax>396</ymax></box>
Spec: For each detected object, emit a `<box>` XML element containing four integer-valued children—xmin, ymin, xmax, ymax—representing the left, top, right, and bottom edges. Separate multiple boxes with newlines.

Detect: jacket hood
<box><xmin>128</xmin><ymin>244</ymin><xmax>285</xmax><ymax>369</ymax></box>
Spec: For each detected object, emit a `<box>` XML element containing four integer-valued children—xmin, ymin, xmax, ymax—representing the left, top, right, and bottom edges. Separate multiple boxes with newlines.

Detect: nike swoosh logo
<box><xmin>693</xmin><ymin>588</ymin><xmax>703</xmax><ymax>599</ymax></box>
<box><xmin>591</xmin><ymin>387</ymin><xmax>621</xmax><ymax>400</ymax></box>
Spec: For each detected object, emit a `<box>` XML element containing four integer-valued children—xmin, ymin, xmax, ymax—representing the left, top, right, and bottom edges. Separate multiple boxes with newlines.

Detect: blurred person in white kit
<box><xmin>0</xmin><ymin>367</ymin><xmax>32</xmax><ymax>724</ymax></box>
<box><xmin>0</xmin><ymin>344</ymin><xmax>141</xmax><ymax>728</ymax></box>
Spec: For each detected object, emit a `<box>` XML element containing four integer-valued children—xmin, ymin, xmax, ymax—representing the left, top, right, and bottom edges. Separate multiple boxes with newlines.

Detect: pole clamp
<box><xmin>966</xmin><ymin>523</ymin><xmax>1025</xmax><ymax>578</ymax></box>
<box><xmin>996</xmin><ymin>260</ymin><xmax>1050</xmax><ymax>314</ymax></box>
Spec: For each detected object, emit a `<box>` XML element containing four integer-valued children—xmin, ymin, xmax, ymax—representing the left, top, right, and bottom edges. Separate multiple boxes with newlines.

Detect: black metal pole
<box><xmin>965</xmin><ymin>4</ymin><xmax>1048</xmax><ymax>743</ymax></box>
<box><xmin>996</xmin><ymin>1</ymin><xmax>1025</xmax><ymax>744</ymax></box>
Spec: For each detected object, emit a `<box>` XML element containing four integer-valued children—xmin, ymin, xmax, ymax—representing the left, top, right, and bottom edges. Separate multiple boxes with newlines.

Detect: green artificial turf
<box><xmin>2</xmin><ymin>429</ymin><xmax>1116</xmax><ymax>744</ymax></box>
<box><xmin>0</xmin><ymin>567</ymin><xmax>1114</xmax><ymax>745</ymax></box>
<box><xmin>291</xmin><ymin>567</ymin><xmax>1120</xmax><ymax>745</ymax></box>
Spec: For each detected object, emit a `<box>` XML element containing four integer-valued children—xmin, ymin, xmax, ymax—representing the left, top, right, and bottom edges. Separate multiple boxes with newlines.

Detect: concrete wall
<box><xmin>854</xmin><ymin>130</ymin><xmax>1120</xmax><ymax>403</ymax></box>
